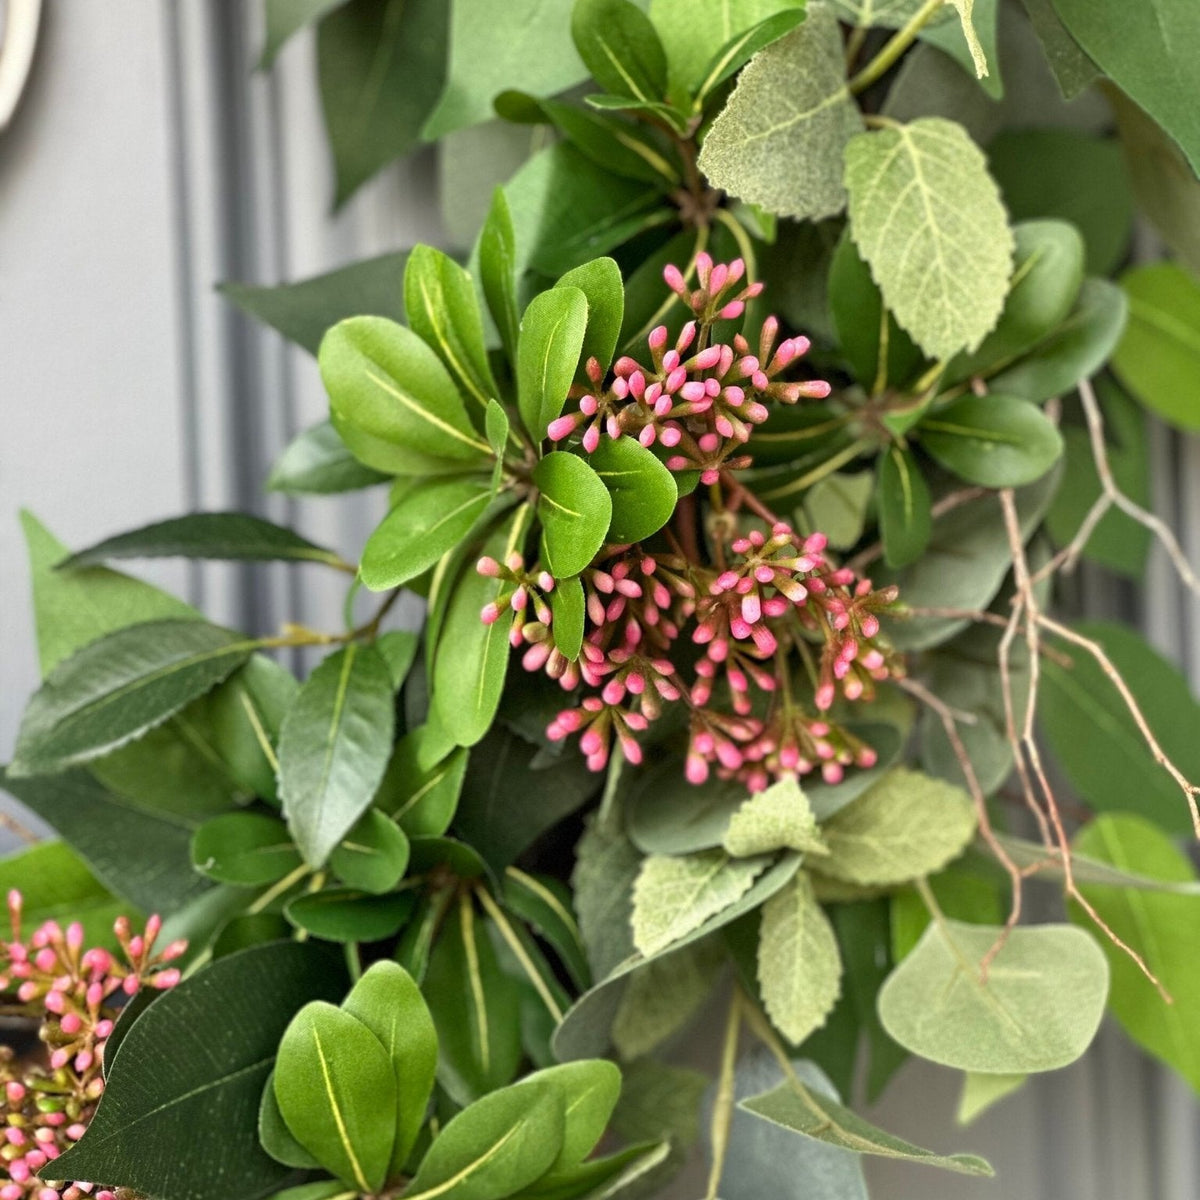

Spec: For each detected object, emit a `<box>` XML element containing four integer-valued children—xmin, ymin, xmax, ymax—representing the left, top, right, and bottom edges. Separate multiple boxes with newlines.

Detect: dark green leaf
<box><xmin>361</xmin><ymin>476</ymin><xmax>494</xmax><ymax>591</ymax></box>
<box><xmin>330</xmin><ymin>808</ymin><xmax>410</xmax><ymax>893</ymax></box>
<box><xmin>268</xmin><ymin>420</ymin><xmax>391</xmax><ymax>496</ymax></box>
<box><xmin>376</xmin><ymin>726</ymin><xmax>467</xmax><ymax>835</ymax></box>
<box><xmin>59</xmin><ymin>512</ymin><xmax>344</xmax><ymax>570</ymax></box>
<box><xmin>192</xmin><ymin>811</ymin><xmax>303</xmax><ymax>887</ymax></box>
<box><xmin>572</xmin><ymin>0</ymin><xmax>668</xmax><ymax>102</ymax></box>
<box><xmin>425</xmin><ymin>894</ymin><xmax>522</xmax><ymax>1104</ymax></box>
<box><xmin>321</xmin><ymin>316</ymin><xmax>492</xmax><ymax>475</ymax></box>
<box><xmin>318</xmin><ymin>0</ymin><xmax>449</xmax><ymax>206</ymax></box>
<box><xmin>479</xmin><ymin>188</ymin><xmax>521</xmax><ymax>362</ymax></box>
<box><xmin>890</xmin><ymin>866</ymin><xmax>1005</xmax><ymax>962</ymax></box>
<box><xmin>518</xmin><ymin>287</ymin><xmax>590</xmax><ymax>442</ymax></box>
<box><xmin>54</xmin><ymin>942</ymin><xmax>347</xmax><ymax>1200</ymax></box>
<box><xmin>532</xmin><ymin>99</ymin><xmax>677</xmax><ymax>186</ymax></box>
<box><xmin>274</xmin><ymin>1001</ymin><xmax>397</xmax><ymax>1191</ymax></box>
<box><xmin>259</xmin><ymin>1069</ymin><xmax>321</xmax><ymax>1170</ymax></box>
<box><xmin>535</xmin><ymin>453</ymin><xmax>612</xmax><ymax>577</ymax></box>
<box><xmin>877</xmin><ymin>445</ymin><xmax>931</xmax><ymax>569</ymax></box>
<box><xmin>221</xmin><ymin>251</ymin><xmax>407</xmax><ymax>356</ymax></box>
<box><xmin>278</xmin><ymin>644</ymin><xmax>396</xmax><ymax>866</ymax></box>
<box><xmin>11</xmin><ymin>620</ymin><xmax>253</xmax><ymax>776</ymax></box>
<box><xmin>285</xmin><ymin>888</ymin><xmax>416</xmax><ymax>942</ymax></box>
<box><xmin>589</xmin><ymin>436</ymin><xmax>677</xmax><ymax>543</ymax></box>
<box><xmin>919</xmin><ymin>394</ymin><xmax>1063</xmax><ymax>488</ymax></box>
<box><xmin>556</xmin><ymin>258</ymin><xmax>626</xmax><ymax>377</ymax></box>
<box><xmin>503</xmin><ymin>866</ymin><xmax>591</xmax><ymax>991</ymax></box>
<box><xmin>1019</xmin><ymin>0</ymin><xmax>1098</xmax><ymax>97</ymax></box>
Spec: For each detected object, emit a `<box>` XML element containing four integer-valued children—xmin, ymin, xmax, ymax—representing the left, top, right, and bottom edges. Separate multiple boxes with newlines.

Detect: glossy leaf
<box><xmin>54</xmin><ymin>942</ymin><xmax>346</xmax><ymax>1200</ymax></box>
<box><xmin>275</xmin><ymin>1002</ymin><xmax>397</xmax><ymax>1192</ymax></box>
<box><xmin>285</xmin><ymin>888</ymin><xmax>416</xmax><ymax>943</ymax></box>
<box><xmin>192</xmin><ymin>811</ymin><xmax>302</xmax><ymax>887</ymax></box>
<box><xmin>376</xmin><ymin>727</ymin><xmax>466</xmax><ymax>836</ymax></box>
<box><xmin>556</xmin><ymin>257</ymin><xmax>625</xmax><ymax>376</ymax></box>
<box><xmin>534</xmin><ymin>453</ymin><xmax>613</xmax><ymax>578</ymax></box>
<box><xmin>321</xmin><ymin>316</ymin><xmax>491</xmax><ymax>475</ymax></box>
<box><xmin>698</xmin><ymin>12</ymin><xmax>862</xmax><ymax>221</ymax></box>
<box><xmin>504</xmin><ymin>867</ymin><xmax>591</xmax><ymax>991</ymax></box>
<box><xmin>549</xmin><ymin>575</ymin><xmax>586</xmax><ymax>662</ymax></box>
<box><xmin>344</xmin><ymin>961</ymin><xmax>438</xmax><ymax>1171</ymax></box>
<box><xmin>877</xmin><ymin>445</ymin><xmax>932</xmax><ymax>569</ymax></box>
<box><xmin>588</xmin><ymin>435</ymin><xmax>677</xmax><ymax>543</ymax></box>
<box><xmin>844</xmin><ymin>117</ymin><xmax>1013</xmax><ymax>360</ymax></box>
<box><xmin>572</xmin><ymin>0</ymin><xmax>668</xmax><ymax>102</ymax></box>
<box><xmin>479</xmin><ymin>188</ymin><xmax>521</xmax><ymax>361</ymax></box>
<box><xmin>278</xmin><ymin>644</ymin><xmax>396</xmax><ymax>867</ymax></box>
<box><xmin>330</xmin><ymin>808</ymin><xmax>410</xmax><ymax>894</ymax></box>
<box><xmin>878</xmin><ymin>920</ymin><xmax>1109</xmax><ymax>1072</ymax></box>
<box><xmin>919</xmin><ymin>394</ymin><xmax>1063</xmax><ymax>488</ymax></box>
<box><xmin>518</xmin><ymin>287</ymin><xmax>589</xmax><ymax>442</ymax></box>
<box><xmin>10</xmin><ymin>620</ymin><xmax>253</xmax><ymax>776</ymax></box>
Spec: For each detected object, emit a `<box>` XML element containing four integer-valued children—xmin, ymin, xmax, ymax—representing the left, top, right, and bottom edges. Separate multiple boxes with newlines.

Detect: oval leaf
<box><xmin>192</xmin><ymin>812</ymin><xmax>302</xmax><ymax>887</ymax></box>
<box><xmin>589</xmin><ymin>436</ymin><xmax>678</xmax><ymax>543</ymax></box>
<box><xmin>571</xmin><ymin>0</ymin><xmax>668</xmax><ymax>102</ymax></box>
<box><xmin>877</xmin><ymin>444</ymin><xmax>932</xmax><ymax>569</ymax></box>
<box><xmin>534</xmin><ymin>452</ymin><xmax>613</xmax><ymax>578</ymax></box>
<box><xmin>330</xmin><ymin>808</ymin><xmax>410</xmax><ymax>894</ymax></box>
<box><xmin>518</xmin><ymin>286</ymin><xmax>589</xmax><ymax>442</ymax></box>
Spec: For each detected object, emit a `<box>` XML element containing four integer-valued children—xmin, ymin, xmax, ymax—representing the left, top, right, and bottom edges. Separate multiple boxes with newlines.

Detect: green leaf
<box><xmin>519</xmin><ymin>287</ymin><xmax>590</xmax><ymax>442</ymax></box>
<box><xmin>957</xmin><ymin>1071</ymin><xmax>1026</xmax><ymax>1125</ymax></box>
<box><xmin>631</xmin><ymin>849</ymin><xmax>770</xmax><ymax>956</ymax></box>
<box><xmin>1112</xmin><ymin>262</ymin><xmax>1200</xmax><ymax>432</ymax></box>
<box><xmin>739</xmin><ymin>1065</ymin><xmax>992</xmax><ymax>1175</ymax></box>
<box><xmin>422</xmin><ymin>0</ymin><xmax>586</xmax><ymax>139</ymax></box>
<box><xmin>11</xmin><ymin>620</ymin><xmax>252</xmax><ymax>776</ymax></box>
<box><xmin>322</xmin><ymin>316</ymin><xmax>492</xmax><ymax>474</ymax></box>
<box><xmin>693</xmin><ymin>7</ymin><xmax>809</xmax><ymax>105</ymax></box>
<box><xmin>221</xmin><ymin>251</ymin><xmax>407</xmax><ymax>356</ymax></box>
<box><xmin>816</xmin><ymin>767</ymin><xmax>976</xmax><ymax>887</ymax></box>
<box><xmin>192</xmin><ymin>811</ymin><xmax>302</xmax><ymax>887</ymax></box>
<box><xmin>361</xmin><ymin>476</ymin><xmax>494</xmax><ymax>591</ymax></box>
<box><xmin>588</xmin><ymin>436</ymin><xmax>677</xmax><ymax>543</ymax></box>
<box><xmin>1038</xmin><ymin>620</ymin><xmax>1200</xmax><ymax>835</ymax></box>
<box><xmin>534</xmin><ymin>453</ymin><xmax>613</xmax><ymax>577</ymax></box>
<box><xmin>275</xmin><ymin>1001</ymin><xmax>397</xmax><ymax>1192</ymax></box>
<box><xmin>722</xmin><ymin>776</ymin><xmax>828</xmax><ymax>858</ymax></box>
<box><xmin>1019</xmin><ymin>0</ymin><xmax>1098</xmax><ymax>98</ymax></box>
<box><xmin>987</xmin><ymin>132</ymin><xmax>1132</xmax><ymax>277</ymax></box>
<box><xmin>425</xmin><ymin>895</ymin><xmax>523</xmax><ymax>1104</ymax></box>
<box><xmin>285</xmin><ymin>888</ymin><xmax>416</xmax><ymax>942</ymax></box>
<box><xmin>572</xmin><ymin>0</ymin><xmax>668</xmax><ymax>102</ymax></box>
<box><xmin>989</xmin><ymin>277</ymin><xmax>1128</xmax><ymax>403</ymax></box>
<box><xmin>60</xmin><ymin>512</ymin><xmax>344</xmax><ymax>570</ymax></box>
<box><xmin>801</xmin><ymin>471</ymin><xmax>873</xmax><ymax>551</ymax></box>
<box><xmin>556</xmin><ymin>258</ymin><xmax>626</xmax><ymax>377</ymax></box>
<box><xmin>343</xmin><ymin>961</ymin><xmax>438</xmax><ymax>1171</ymax></box>
<box><xmin>431</xmin><ymin>515</ymin><xmax>520</xmax><ymax>746</ymax></box>
<box><xmin>405</xmin><ymin>245</ymin><xmax>499</xmax><ymax>411</ymax></box>
<box><xmin>758</xmin><ymin>872</ymin><xmax>842</xmax><ymax>1043</ymax></box>
<box><xmin>0</xmin><ymin>768</ymin><xmax>212</xmax><ymax>917</ymax></box>
<box><xmin>259</xmin><ymin>1069</ymin><xmax>322</xmax><ymax>1170</ymax></box>
<box><xmin>919</xmin><ymin>394</ymin><xmax>1063</xmax><ymax>488</ymax></box>
<box><xmin>53</xmin><ymin>942</ymin><xmax>347</xmax><ymax>1200</ymax></box>
<box><xmin>1049</xmin><ymin>0</ymin><xmax>1200</xmax><ymax>176</ymax></box>
<box><xmin>268</xmin><ymin>421</ymin><xmax>391</xmax><ymax>496</ymax></box>
<box><xmin>518</xmin><ymin>1142</ymin><xmax>670</xmax><ymax>1200</ymax></box>
<box><xmin>517</xmin><ymin>1060</ymin><xmax>622</xmax><ymax>1170</ymax></box>
<box><xmin>330</xmin><ymin>808</ymin><xmax>410</xmax><ymax>893</ymax></box>
<box><xmin>572</xmin><ymin>817</ymin><xmax>643</xmax><ymax>980</ymax></box>
<box><xmin>697</xmin><ymin>11</ymin><xmax>862</xmax><ymax>221</ymax></box>
<box><xmin>376</xmin><ymin>726</ymin><xmax>467</xmax><ymax>835</ymax></box>
<box><xmin>504</xmin><ymin>867</ymin><xmax>591</xmax><ymax>992</ymax></box>
<box><xmin>260</xmin><ymin>0</ymin><xmax>352</xmax><ymax>65</ymax></box>
<box><xmin>844</xmin><ymin>117</ymin><xmax>1014</xmax><ymax>360</ymax></box>
<box><xmin>549</xmin><ymin>575</ymin><xmax>586</xmax><ymax>661</ymax></box>
<box><xmin>278</xmin><ymin>644</ymin><xmax>396</xmax><ymax>867</ymax></box>
<box><xmin>877</xmin><ymin>445</ymin><xmax>932</xmax><ymax>569</ymax></box>
<box><xmin>317</xmin><ymin>0</ymin><xmax>449</xmax><ymax>206</ymax></box>
<box><xmin>612</xmin><ymin>939</ymin><xmax>723</xmax><ymax>1058</ymax></box>
<box><xmin>890</xmin><ymin>866</ymin><xmax>1005</xmax><ymax>962</ymax></box>
<box><xmin>948</xmin><ymin>219</ymin><xmax>1087</xmax><ymax>381</ymax></box>
<box><xmin>479</xmin><ymin>188</ymin><xmax>522</xmax><ymax>362</ymax></box>
<box><xmin>405</xmin><ymin>1078</ymin><xmax>565</xmax><ymax>1200</ymax></box>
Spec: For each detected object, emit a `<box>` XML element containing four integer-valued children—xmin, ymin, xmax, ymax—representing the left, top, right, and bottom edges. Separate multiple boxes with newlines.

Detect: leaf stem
<box><xmin>848</xmin><ymin>0</ymin><xmax>945</xmax><ymax>94</ymax></box>
<box><xmin>705</xmin><ymin>988</ymin><xmax>742</xmax><ymax>1200</ymax></box>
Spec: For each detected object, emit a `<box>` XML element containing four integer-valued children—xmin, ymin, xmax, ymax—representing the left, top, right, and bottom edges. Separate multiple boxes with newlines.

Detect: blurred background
<box><xmin>2</xmin><ymin>4</ymin><xmax>1199</xmax><ymax>1197</ymax></box>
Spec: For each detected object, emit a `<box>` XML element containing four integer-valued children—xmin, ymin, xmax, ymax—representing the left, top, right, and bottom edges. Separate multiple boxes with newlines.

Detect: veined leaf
<box><xmin>556</xmin><ymin>258</ymin><xmax>625</xmax><ymax>377</ymax></box>
<box><xmin>268</xmin><ymin>420</ymin><xmax>391</xmax><ymax>496</ymax></box>
<box><xmin>534</xmin><ymin>453</ymin><xmax>612</xmax><ymax>578</ymax></box>
<box><xmin>549</xmin><ymin>575</ymin><xmax>586</xmax><ymax>661</ymax></box>
<box><xmin>518</xmin><ymin>287</ymin><xmax>589</xmax><ymax>443</ymax></box>
<box><xmin>588</xmin><ymin>436</ymin><xmax>677</xmax><ymax>543</ymax></box>
<box><xmin>480</xmin><ymin>188</ymin><xmax>521</xmax><ymax>362</ymax></box>
<box><xmin>877</xmin><ymin>445</ymin><xmax>932</xmax><ymax>569</ymax></box>
<box><xmin>191</xmin><ymin>811</ymin><xmax>302</xmax><ymax>887</ymax></box>
<box><xmin>693</xmin><ymin>7</ymin><xmax>809</xmax><ymax>105</ymax></box>
<box><xmin>572</xmin><ymin>0</ymin><xmax>668</xmax><ymax>103</ymax></box>
<box><xmin>722</xmin><ymin>776</ymin><xmax>828</xmax><ymax>858</ymax></box>
<box><xmin>329</xmin><ymin>808</ymin><xmax>410</xmax><ymax>894</ymax></box>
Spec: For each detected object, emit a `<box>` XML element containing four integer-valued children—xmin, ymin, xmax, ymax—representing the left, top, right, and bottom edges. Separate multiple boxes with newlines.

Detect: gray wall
<box><xmin>2</xmin><ymin>4</ymin><xmax>1198</xmax><ymax>1197</ymax></box>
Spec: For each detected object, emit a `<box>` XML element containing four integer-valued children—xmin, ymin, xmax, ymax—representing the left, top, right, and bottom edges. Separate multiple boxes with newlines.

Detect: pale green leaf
<box><xmin>572</xmin><ymin>818</ymin><xmax>643</xmax><ymax>979</ymax></box>
<box><xmin>721</xmin><ymin>776</ymin><xmax>828</xmax><ymax>858</ymax></box>
<box><xmin>957</xmin><ymin>1071</ymin><xmax>1026</xmax><ymax>1125</ymax></box>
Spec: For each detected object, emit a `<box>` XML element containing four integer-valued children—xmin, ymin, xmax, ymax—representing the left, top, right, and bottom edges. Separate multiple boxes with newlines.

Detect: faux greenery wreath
<box><xmin>5</xmin><ymin>1</ymin><xmax>1200</xmax><ymax>1197</ymax></box>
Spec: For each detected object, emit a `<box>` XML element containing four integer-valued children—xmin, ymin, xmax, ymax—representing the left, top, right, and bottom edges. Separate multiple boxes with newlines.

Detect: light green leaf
<box><xmin>588</xmin><ymin>436</ymin><xmax>678</xmax><ymax>543</ymax></box>
<box><xmin>890</xmin><ymin>866</ymin><xmax>1005</xmax><ymax>962</ymax></box>
<box><xmin>549</xmin><ymin>575</ymin><xmax>586</xmax><ymax>661</ymax></box>
<box><xmin>191</xmin><ymin>811</ymin><xmax>302</xmax><ymax>887</ymax></box>
<box><xmin>321</xmin><ymin>316</ymin><xmax>491</xmax><ymax>475</ymax></box>
<box><xmin>10</xmin><ymin>620</ymin><xmax>253</xmax><ymax>776</ymax></box>
<box><xmin>259</xmin><ymin>1069</ymin><xmax>322</xmax><ymax>1170</ymax></box>
<box><xmin>329</xmin><ymin>808</ymin><xmax>410</xmax><ymax>894</ymax></box>
<box><xmin>376</xmin><ymin>727</ymin><xmax>467</xmax><ymax>836</ymax></box>
<box><xmin>816</xmin><ymin>767</ymin><xmax>976</xmax><ymax>887</ymax></box>
<box><xmin>919</xmin><ymin>394</ymin><xmax>1063</xmax><ymax>488</ymax></box>
<box><xmin>534</xmin><ymin>453</ymin><xmax>613</xmax><ymax>577</ymax></box>
<box><xmin>572</xmin><ymin>0</ymin><xmax>668</xmax><ymax>103</ymax></box>
<box><xmin>572</xmin><ymin>818</ymin><xmax>643</xmax><ymax>980</ymax></box>
<box><xmin>877</xmin><ymin>445</ymin><xmax>932</xmax><ymax>569</ymax></box>
<box><xmin>405</xmin><ymin>1079</ymin><xmax>565</xmax><ymax>1200</ymax></box>
<box><xmin>518</xmin><ymin>287</ymin><xmax>589</xmax><ymax>442</ymax></box>
<box><xmin>878</xmin><ymin>920</ymin><xmax>1109</xmax><ymax>1072</ymax></box>
<box><xmin>844</xmin><ymin>117</ymin><xmax>1014</xmax><ymax>360</ymax></box>
<box><xmin>1112</xmin><ymin>262</ymin><xmax>1200</xmax><ymax>432</ymax></box>
<box><xmin>722</xmin><ymin>776</ymin><xmax>827</xmax><ymax>858</ymax></box>
<box><xmin>556</xmin><ymin>258</ymin><xmax>626</xmax><ymax>376</ymax></box>
<box><xmin>631</xmin><ymin>849</ymin><xmax>770</xmax><ymax>956</ymax></box>
<box><xmin>698</xmin><ymin>11</ymin><xmax>862</xmax><ymax>221</ymax></box>
<box><xmin>693</xmin><ymin>8</ymin><xmax>809</xmax><ymax>106</ymax></box>
<box><xmin>343</xmin><ymin>961</ymin><xmax>438</xmax><ymax>1171</ymax></box>
<box><xmin>758</xmin><ymin>872</ymin><xmax>842</xmax><ymax>1043</ymax></box>
<box><xmin>268</xmin><ymin>421</ymin><xmax>390</xmax><ymax>496</ymax></box>
<box><xmin>957</xmin><ymin>1071</ymin><xmax>1026</xmax><ymax>1125</ymax></box>
<box><xmin>1050</xmin><ymin>0</ymin><xmax>1200</xmax><ymax>176</ymax></box>
<box><xmin>740</xmin><ymin>1064</ymin><xmax>993</xmax><ymax>1175</ymax></box>
<box><xmin>275</xmin><ymin>1002</ymin><xmax>397</xmax><ymax>1192</ymax></box>
<box><xmin>515</xmin><ymin>1060</ymin><xmax>623</xmax><ymax>1171</ymax></box>
<box><xmin>1019</xmin><ymin>0</ymin><xmax>1098</xmax><ymax>98</ymax></box>
<box><xmin>361</xmin><ymin>476</ymin><xmax>494</xmax><ymax>591</ymax></box>
<box><xmin>278</xmin><ymin>644</ymin><xmax>396</xmax><ymax>867</ymax></box>
<box><xmin>423</xmin><ymin>0</ymin><xmax>585</xmax><ymax>139</ymax></box>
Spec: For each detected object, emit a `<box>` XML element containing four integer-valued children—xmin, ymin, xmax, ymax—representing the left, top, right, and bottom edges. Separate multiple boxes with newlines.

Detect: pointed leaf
<box><xmin>376</xmin><ymin>726</ymin><xmax>467</xmax><ymax>836</ymax></box>
<box><xmin>957</xmin><ymin>1071</ymin><xmax>1026</xmax><ymax>1124</ymax></box>
<box><xmin>479</xmin><ymin>188</ymin><xmax>521</xmax><ymax>362</ymax></box>
<box><xmin>572</xmin><ymin>0</ymin><xmax>668</xmax><ymax>102</ymax></box>
<box><xmin>556</xmin><ymin>258</ymin><xmax>625</xmax><ymax>377</ymax></box>
<box><xmin>877</xmin><ymin>445</ymin><xmax>931</xmax><ymax>569</ymax></box>
<box><xmin>694</xmin><ymin>8</ymin><xmax>809</xmax><ymax>104</ymax></box>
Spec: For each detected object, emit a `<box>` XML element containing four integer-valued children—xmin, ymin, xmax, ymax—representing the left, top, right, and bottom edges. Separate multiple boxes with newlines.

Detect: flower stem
<box><xmin>848</xmin><ymin>0</ymin><xmax>945</xmax><ymax>94</ymax></box>
<box><xmin>705</xmin><ymin>989</ymin><xmax>742</xmax><ymax>1200</ymax></box>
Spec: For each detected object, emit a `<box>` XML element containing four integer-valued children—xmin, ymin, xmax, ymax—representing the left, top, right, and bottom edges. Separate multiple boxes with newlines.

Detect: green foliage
<box><xmin>877</xmin><ymin>445</ymin><xmax>932</xmax><ymax>568</ymax></box>
<box><xmin>519</xmin><ymin>287</ymin><xmax>590</xmax><ymax>441</ymax></box>
<box><xmin>534</xmin><ymin>453</ymin><xmax>613</xmax><ymax>578</ymax></box>
<box><xmin>721</xmin><ymin>776</ymin><xmax>828</xmax><ymax>858</ymax></box>
<box><xmin>589</xmin><ymin>436</ymin><xmax>678</xmax><ymax>542</ymax></box>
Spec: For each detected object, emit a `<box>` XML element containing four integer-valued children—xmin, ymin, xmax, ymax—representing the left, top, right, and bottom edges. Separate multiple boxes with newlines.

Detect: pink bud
<box><xmin>153</xmin><ymin>969</ymin><xmax>181</xmax><ymax>989</ymax></box>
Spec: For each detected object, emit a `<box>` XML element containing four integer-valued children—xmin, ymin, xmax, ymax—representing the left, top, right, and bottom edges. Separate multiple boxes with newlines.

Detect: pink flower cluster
<box><xmin>481</xmin><ymin>258</ymin><xmax>902</xmax><ymax>791</ymax></box>
<box><xmin>547</xmin><ymin>254</ymin><xmax>831</xmax><ymax>483</ymax></box>
<box><xmin>0</xmin><ymin>893</ymin><xmax>185</xmax><ymax>1200</ymax></box>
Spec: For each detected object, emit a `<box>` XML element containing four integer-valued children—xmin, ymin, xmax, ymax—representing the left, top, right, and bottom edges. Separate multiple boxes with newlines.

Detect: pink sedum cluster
<box><xmin>482</xmin><ymin>258</ymin><xmax>901</xmax><ymax>792</ymax></box>
<box><xmin>0</xmin><ymin>892</ymin><xmax>185</xmax><ymax>1200</ymax></box>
